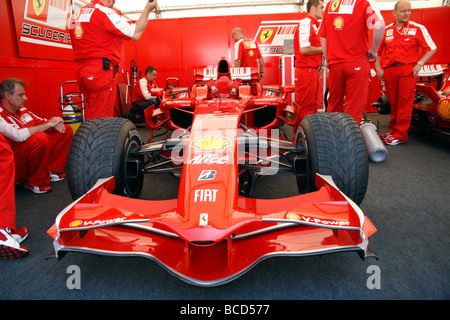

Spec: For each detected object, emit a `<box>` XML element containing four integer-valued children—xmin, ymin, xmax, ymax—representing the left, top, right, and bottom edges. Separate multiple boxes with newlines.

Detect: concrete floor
<box><xmin>1</xmin><ymin>113</ymin><xmax>449</xmax><ymax>303</ymax></box>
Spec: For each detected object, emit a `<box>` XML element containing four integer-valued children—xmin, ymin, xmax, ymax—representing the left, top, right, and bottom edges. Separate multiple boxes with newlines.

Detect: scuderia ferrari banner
<box><xmin>11</xmin><ymin>0</ymin><xmax>74</xmax><ymax>61</ymax></box>
<box><xmin>254</xmin><ymin>20</ymin><xmax>300</xmax><ymax>56</ymax></box>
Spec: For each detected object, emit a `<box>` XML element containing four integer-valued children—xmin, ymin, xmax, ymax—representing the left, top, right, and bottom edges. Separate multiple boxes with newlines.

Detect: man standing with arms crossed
<box><xmin>375</xmin><ymin>0</ymin><xmax>436</xmax><ymax>145</ymax></box>
<box><xmin>293</xmin><ymin>0</ymin><xmax>325</xmax><ymax>132</ymax></box>
<box><xmin>69</xmin><ymin>0</ymin><xmax>158</xmax><ymax>119</ymax></box>
<box><xmin>318</xmin><ymin>0</ymin><xmax>385</xmax><ymax>124</ymax></box>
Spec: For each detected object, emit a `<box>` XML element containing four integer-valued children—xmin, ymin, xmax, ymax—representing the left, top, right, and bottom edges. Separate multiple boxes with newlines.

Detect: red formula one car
<box><xmin>48</xmin><ymin>58</ymin><xmax>376</xmax><ymax>286</ymax></box>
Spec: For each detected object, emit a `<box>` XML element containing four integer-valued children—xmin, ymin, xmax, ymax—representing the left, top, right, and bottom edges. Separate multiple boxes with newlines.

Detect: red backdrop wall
<box><xmin>1</xmin><ymin>0</ymin><xmax>449</xmax><ymax>118</ymax></box>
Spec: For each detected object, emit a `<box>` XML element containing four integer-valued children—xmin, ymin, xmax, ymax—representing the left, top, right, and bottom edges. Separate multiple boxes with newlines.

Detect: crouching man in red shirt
<box><xmin>0</xmin><ymin>78</ymin><xmax>73</xmax><ymax>194</ymax></box>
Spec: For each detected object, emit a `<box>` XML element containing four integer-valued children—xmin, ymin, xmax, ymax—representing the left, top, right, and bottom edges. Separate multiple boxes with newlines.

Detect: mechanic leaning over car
<box><xmin>293</xmin><ymin>0</ymin><xmax>325</xmax><ymax>133</ymax></box>
<box><xmin>318</xmin><ymin>0</ymin><xmax>385</xmax><ymax>124</ymax></box>
<box><xmin>129</xmin><ymin>66</ymin><xmax>160</xmax><ymax>125</ymax></box>
<box><xmin>68</xmin><ymin>0</ymin><xmax>158</xmax><ymax>119</ymax></box>
<box><xmin>232</xmin><ymin>27</ymin><xmax>264</xmax><ymax>95</ymax></box>
<box><xmin>375</xmin><ymin>0</ymin><xmax>436</xmax><ymax>146</ymax></box>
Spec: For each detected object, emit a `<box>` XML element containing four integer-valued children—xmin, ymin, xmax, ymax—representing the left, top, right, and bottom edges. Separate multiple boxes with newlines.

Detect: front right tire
<box><xmin>66</xmin><ymin>118</ymin><xmax>144</xmax><ymax>200</ymax></box>
<box><xmin>295</xmin><ymin>112</ymin><xmax>369</xmax><ymax>205</ymax></box>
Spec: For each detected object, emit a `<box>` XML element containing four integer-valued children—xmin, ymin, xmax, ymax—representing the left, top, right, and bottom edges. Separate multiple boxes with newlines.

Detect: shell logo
<box><xmin>437</xmin><ymin>98</ymin><xmax>450</xmax><ymax>120</ymax></box>
<box><xmin>286</xmin><ymin>213</ymin><xmax>300</xmax><ymax>220</ymax></box>
<box><xmin>69</xmin><ymin>220</ymin><xmax>83</xmax><ymax>227</ymax></box>
<box><xmin>333</xmin><ymin>17</ymin><xmax>344</xmax><ymax>30</ymax></box>
<box><xmin>191</xmin><ymin>136</ymin><xmax>232</xmax><ymax>152</ymax></box>
<box><xmin>74</xmin><ymin>26</ymin><xmax>83</xmax><ymax>39</ymax></box>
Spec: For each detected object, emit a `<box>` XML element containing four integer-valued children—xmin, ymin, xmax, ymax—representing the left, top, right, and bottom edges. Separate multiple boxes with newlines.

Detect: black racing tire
<box><xmin>376</xmin><ymin>95</ymin><xmax>391</xmax><ymax>115</ymax></box>
<box><xmin>66</xmin><ymin>117</ymin><xmax>144</xmax><ymax>200</ymax></box>
<box><xmin>295</xmin><ymin>112</ymin><xmax>369</xmax><ymax>205</ymax></box>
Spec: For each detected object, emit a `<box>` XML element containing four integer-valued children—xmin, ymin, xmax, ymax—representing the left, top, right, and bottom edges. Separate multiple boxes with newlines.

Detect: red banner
<box><xmin>11</xmin><ymin>0</ymin><xmax>74</xmax><ymax>61</ymax></box>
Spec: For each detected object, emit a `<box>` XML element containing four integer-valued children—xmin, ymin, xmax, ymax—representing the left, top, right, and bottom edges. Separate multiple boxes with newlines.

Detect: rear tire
<box><xmin>66</xmin><ymin>118</ymin><xmax>144</xmax><ymax>200</ymax></box>
<box><xmin>295</xmin><ymin>112</ymin><xmax>369</xmax><ymax>205</ymax></box>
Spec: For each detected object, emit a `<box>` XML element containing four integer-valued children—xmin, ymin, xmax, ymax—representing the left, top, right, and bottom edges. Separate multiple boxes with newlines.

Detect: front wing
<box><xmin>47</xmin><ymin>174</ymin><xmax>376</xmax><ymax>287</ymax></box>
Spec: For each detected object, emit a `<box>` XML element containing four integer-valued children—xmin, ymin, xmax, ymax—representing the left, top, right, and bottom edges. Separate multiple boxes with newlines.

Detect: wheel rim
<box><xmin>123</xmin><ymin>137</ymin><xmax>144</xmax><ymax>197</ymax></box>
<box><xmin>294</xmin><ymin>127</ymin><xmax>312</xmax><ymax>195</ymax></box>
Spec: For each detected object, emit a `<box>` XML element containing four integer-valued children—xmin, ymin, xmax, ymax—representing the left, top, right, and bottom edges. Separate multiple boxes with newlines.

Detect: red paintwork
<box><xmin>48</xmin><ymin>176</ymin><xmax>376</xmax><ymax>286</ymax></box>
<box><xmin>414</xmin><ymin>65</ymin><xmax>450</xmax><ymax>130</ymax></box>
<box><xmin>145</xmin><ymin>63</ymin><xmax>296</xmax><ymax>133</ymax></box>
<box><xmin>48</xmin><ymin>58</ymin><xmax>376</xmax><ymax>286</ymax></box>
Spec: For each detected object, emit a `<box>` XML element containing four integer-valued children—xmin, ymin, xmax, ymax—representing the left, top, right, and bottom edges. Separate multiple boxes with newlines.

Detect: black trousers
<box><xmin>130</xmin><ymin>98</ymin><xmax>160</xmax><ymax>117</ymax></box>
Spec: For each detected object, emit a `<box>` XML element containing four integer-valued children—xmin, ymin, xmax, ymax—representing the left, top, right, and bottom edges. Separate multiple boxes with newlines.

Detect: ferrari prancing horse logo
<box><xmin>331</xmin><ymin>1</ymin><xmax>340</xmax><ymax>11</ymax></box>
<box><xmin>260</xmin><ymin>29</ymin><xmax>274</xmax><ymax>43</ymax></box>
<box><xmin>33</xmin><ymin>0</ymin><xmax>46</xmax><ymax>17</ymax></box>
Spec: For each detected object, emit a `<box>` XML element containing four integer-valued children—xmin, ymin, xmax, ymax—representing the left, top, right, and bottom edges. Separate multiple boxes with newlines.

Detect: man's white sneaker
<box><xmin>49</xmin><ymin>171</ymin><xmax>66</xmax><ymax>182</ymax></box>
<box><xmin>384</xmin><ymin>136</ymin><xmax>406</xmax><ymax>146</ymax></box>
<box><xmin>0</xmin><ymin>227</ymin><xmax>29</xmax><ymax>260</ymax></box>
<box><xmin>11</xmin><ymin>227</ymin><xmax>28</xmax><ymax>243</ymax></box>
<box><xmin>24</xmin><ymin>182</ymin><xmax>52</xmax><ymax>194</ymax></box>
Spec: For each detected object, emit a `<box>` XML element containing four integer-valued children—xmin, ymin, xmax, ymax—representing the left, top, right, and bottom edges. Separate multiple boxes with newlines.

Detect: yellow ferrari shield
<box><xmin>331</xmin><ymin>1</ymin><xmax>340</xmax><ymax>12</ymax></box>
<box><xmin>33</xmin><ymin>0</ymin><xmax>46</xmax><ymax>17</ymax></box>
<box><xmin>260</xmin><ymin>29</ymin><xmax>274</xmax><ymax>43</ymax></box>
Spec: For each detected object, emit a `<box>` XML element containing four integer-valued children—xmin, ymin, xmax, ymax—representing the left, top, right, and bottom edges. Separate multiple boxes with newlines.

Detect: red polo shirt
<box><xmin>377</xmin><ymin>20</ymin><xmax>436</xmax><ymax>68</ymax></box>
<box><xmin>318</xmin><ymin>0</ymin><xmax>384</xmax><ymax>65</ymax></box>
<box><xmin>294</xmin><ymin>14</ymin><xmax>322</xmax><ymax>68</ymax></box>
<box><xmin>234</xmin><ymin>37</ymin><xmax>262</xmax><ymax>68</ymax></box>
<box><xmin>68</xmin><ymin>0</ymin><xmax>135</xmax><ymax>66</ymax></box>
<box><xmin>131</xmin><ymin>78</ymin><xmax>159</xmax><ymax>103</ymax></box>
<box><xmin>0</xmin><ymin>105</ymin><xmax>47</xmax><ymax>132</ymax></box>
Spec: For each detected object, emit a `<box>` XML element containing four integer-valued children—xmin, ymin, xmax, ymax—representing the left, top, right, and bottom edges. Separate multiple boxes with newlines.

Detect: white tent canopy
<box><xmin>113</xmin><ymin>0</ymin><xmax>445</xmax><ymax>20</ymax></box>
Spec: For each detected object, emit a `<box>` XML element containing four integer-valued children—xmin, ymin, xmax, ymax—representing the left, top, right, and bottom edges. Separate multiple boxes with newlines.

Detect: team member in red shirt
<box><xmin>293</xmin><ymin>0</ymin><xmax>325</xmax><ymax>131</ymax></box>
<box><xmin>130</xmin><ymin>66</ymin><xmax>159</xmax><ymax>124</ymax></box>
<box><xmin>69</xmin><ymin>0</ymin><xmax>158</xmax><ymax>119</ymax></box>
<box><xmin>232</xmin><ymin>27</ymin><xmax>264</xmax><ymax>95</ymax></box>
<box><xmin>0</xmin><ymin>124</ymin><xmax>29</xmax><ymax>259</ymax></box>
<box><xmin>0</xmin><ymin>78</ymin><xmax>73</xmax><ymax>194</ymax></box>
<box><xmin>375</xmin><ymin>0</ymin><xmax>436</xmax><ymax>145</ymax></box>
<box><xmin>318</xmin><ymin>0</ymin><xmax>385</xmax><ymax>124</ymax></box>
